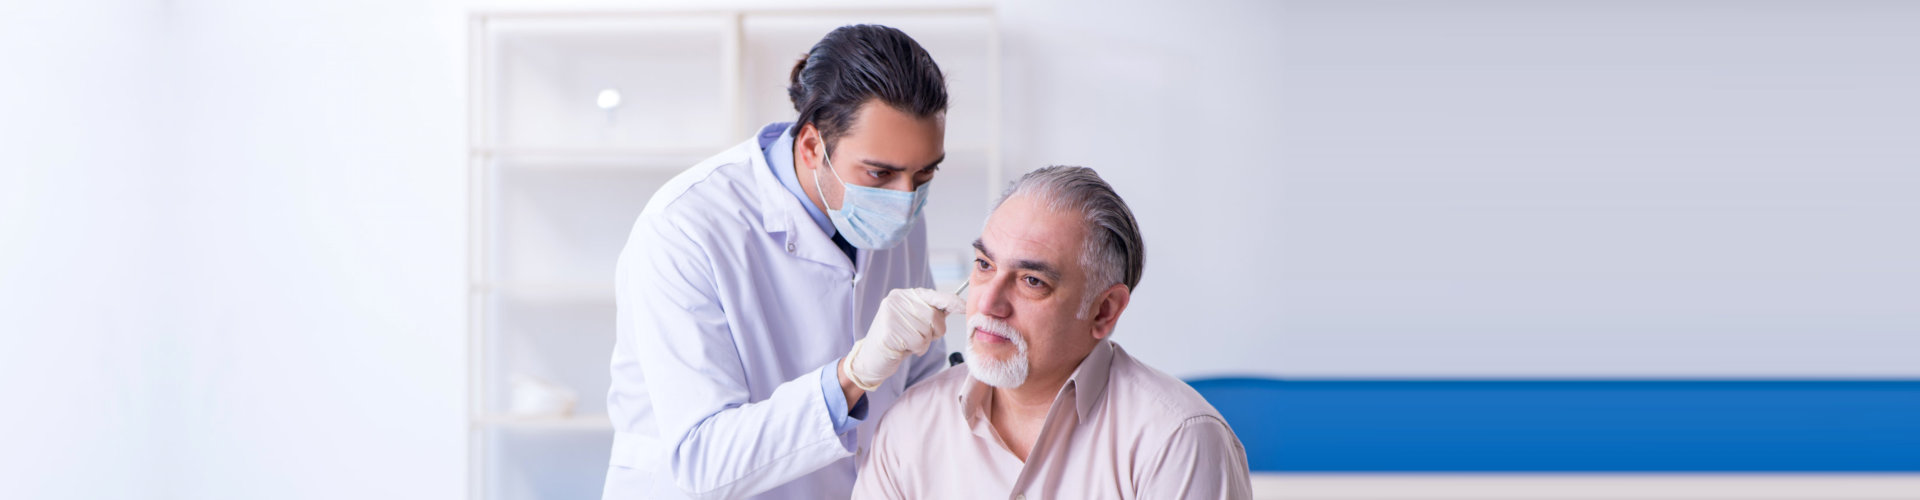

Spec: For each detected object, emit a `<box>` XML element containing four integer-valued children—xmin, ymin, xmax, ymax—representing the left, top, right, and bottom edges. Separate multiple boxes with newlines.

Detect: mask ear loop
<box><xmin>809</xmin><ymin>141</ymin><xmax>844</xmax><ymax>212</ymax></box>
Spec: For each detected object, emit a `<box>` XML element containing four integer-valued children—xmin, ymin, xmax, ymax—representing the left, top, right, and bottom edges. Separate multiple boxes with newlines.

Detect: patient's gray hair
<box><xmin>993</xmin><ymin>166</ymin><xmax>1145</xmax><ymax>316</ymax></box>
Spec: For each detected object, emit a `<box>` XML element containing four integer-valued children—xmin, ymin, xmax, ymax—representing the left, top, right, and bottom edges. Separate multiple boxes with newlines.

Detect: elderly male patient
<box><xmin>852</xmin><ymin>166</ymin><xmax>1253</xmax><ymax>499</ymax></box>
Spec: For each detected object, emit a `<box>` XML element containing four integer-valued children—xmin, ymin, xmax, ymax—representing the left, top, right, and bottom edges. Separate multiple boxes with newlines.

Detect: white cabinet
<box><xmin>489</xmin><ymin>16</ymin><xmax>739</xmax><ymax>153</ymax></box>
<box><xmin>467</xmin><ymin>8</ymin><xmax>998</xmax><ymax>500</ymax></box>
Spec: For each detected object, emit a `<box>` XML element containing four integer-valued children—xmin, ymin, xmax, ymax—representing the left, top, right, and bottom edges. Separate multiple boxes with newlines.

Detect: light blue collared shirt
<box><xmin>764</xmin><ymin>123</ymin><xmax>837</xmax><ymax>236</ymax></box>
<box><xmin>758</xmin><ymin>122</ymin><xmax>868</xmax><ymax>435</ymax></box>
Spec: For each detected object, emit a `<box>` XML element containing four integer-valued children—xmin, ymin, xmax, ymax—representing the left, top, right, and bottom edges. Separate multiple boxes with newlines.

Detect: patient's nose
<box><xmin>975</xmin><ymin>275</ymin><xmax>1013</xmax><ymax>319</ymax></box>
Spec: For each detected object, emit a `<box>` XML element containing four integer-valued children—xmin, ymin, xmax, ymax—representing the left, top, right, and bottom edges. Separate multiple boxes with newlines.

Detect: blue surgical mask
<box><xmin>811</xmin><ymin>147</ymin><xmax>929</xmax><ymax>250</ymax></box>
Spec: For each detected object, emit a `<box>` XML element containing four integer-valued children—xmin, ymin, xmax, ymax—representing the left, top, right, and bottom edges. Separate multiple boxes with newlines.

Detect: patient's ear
<box><xmin>1088</xmin><ymin>283</ymin><xmax>1131</xmax><ymax>341</ymax></box>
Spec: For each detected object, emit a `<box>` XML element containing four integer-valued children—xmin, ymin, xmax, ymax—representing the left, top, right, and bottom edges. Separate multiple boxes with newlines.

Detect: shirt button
<box><xmin>787</xmin><ymin>242</ymin><xmax>796</xmax><ymax>253</ymax></box>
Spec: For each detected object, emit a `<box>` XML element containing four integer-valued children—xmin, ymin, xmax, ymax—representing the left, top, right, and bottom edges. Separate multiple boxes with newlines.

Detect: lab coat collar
<box><xmin>746</xmin><ymin>122</ymin><xmax>859</xmax><ymax>272</ymax></box>
<box><xmin>763</xmin><ymin>124</ymin><xmax>837</xmax><ymax>237</ymax></box>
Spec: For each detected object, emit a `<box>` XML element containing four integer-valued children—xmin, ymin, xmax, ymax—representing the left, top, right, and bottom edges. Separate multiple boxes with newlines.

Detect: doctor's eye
<box><xmin>867</xmin><ymin>169</ymin><xmax>892</xmax><ymax>180</ymax></box>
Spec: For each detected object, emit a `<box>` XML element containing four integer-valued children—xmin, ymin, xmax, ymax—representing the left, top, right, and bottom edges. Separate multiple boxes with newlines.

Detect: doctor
<box><xmin>603</xmin><ymin>25</ymin><xmax>961</xmax><ymax>500</ymax></box>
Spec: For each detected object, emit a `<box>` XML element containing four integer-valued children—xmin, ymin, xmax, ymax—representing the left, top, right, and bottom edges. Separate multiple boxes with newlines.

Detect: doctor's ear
<box><xmin>796</xmin><ymin>123</ymin><xmax>825</xmax><ymax>171</ymax></box>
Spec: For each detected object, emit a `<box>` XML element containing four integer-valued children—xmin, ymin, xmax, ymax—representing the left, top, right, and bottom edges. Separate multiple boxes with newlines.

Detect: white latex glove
<box><xmin>842</xmin><ymin>288</ymin><xmax>966</xmax><ymax>391</ymax></box>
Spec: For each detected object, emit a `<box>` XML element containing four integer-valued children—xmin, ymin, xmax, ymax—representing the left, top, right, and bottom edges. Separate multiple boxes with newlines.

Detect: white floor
<box><xmin>1249</xmin><ymin>474</ymin><xmax>1920</xmax><ymax>500</ymax></box>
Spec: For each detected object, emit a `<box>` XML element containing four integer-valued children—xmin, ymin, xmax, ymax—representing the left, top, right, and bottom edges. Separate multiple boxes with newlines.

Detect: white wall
<box><xmin>997</xmin><ymin>0</ymin><xmax>1920</xmax><ymax>378</ymax></box>
<box><xmin>0</xmin><ymin>3</ymin><xmax>169</xmax><ymax>498</ymax></box>
<box><xmin>5</xmin><ymin>1</ymin><xmax>472</xmax><ymax>498</ymax></box>
<box><xmin>1260</xmin><ymin>0</ymin><xmax>1918</xmax><ymax>377</ymax></box>
<box><xmin>152</xmin><ymin>1</ymin><xmax>471</xmax><ymax>498</ymax></box>
<box><xmin>5</xmin><ymin>1</ymin><xmax>1915</xmax><ymax>499</ymax></box>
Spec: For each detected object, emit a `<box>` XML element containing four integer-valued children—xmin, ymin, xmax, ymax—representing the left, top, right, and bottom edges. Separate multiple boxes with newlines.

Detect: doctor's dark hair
<box><xmin>994</xmin><ymin>166</ymin><xmax>1146</xmax><ymax>314</ymax></box>
<box><xmin>787</xmin><ymin>24</ymin><xmax>948</xmax><ymax>152</ymax></box>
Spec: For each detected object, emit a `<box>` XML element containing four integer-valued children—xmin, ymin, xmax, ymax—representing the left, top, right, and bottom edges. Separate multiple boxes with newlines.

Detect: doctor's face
<box><xmin>965</xmin><ymin>193</ymin><xmax>1109</xmax><ymax>388</ymax></box>
<box><xmin>798</xmin><ymin>100</ymin><xmax>946</xmax><ymax>211</ymax></box>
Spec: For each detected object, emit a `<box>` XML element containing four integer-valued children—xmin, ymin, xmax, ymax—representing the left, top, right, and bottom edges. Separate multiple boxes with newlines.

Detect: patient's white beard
<box><xmin>964</xmin><ymin>315</ymin><xmax>1029</xmax><ymax>388</ymax></box>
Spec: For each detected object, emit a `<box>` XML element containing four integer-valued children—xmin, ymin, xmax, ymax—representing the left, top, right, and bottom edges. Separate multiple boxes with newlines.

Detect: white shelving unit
<box><xmin>467</xmin><ymin>8</ymin><xmax>998</xmax><ymax>500</ymax></box>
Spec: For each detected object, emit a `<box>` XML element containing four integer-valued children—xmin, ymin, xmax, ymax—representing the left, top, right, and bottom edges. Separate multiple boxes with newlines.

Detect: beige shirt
<box><xmin>853</xmin><ymin>341</ymin><xmax>1253</xmax><ymax>500</ymax></box>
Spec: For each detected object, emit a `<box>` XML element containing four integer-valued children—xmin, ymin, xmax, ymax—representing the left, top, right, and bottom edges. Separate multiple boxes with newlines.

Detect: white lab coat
<box><xmin>601</xmin><ymin>130</ymin><xmax>948</xmax><ymax>500</ymax></box>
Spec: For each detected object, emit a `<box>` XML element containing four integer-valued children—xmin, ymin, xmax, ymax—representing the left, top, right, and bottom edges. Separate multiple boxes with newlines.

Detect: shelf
<box><xmin>476</xmin><ymin>143</ymin><xmax>990</xmax><ymax>169</ymax></box>
<box><xmin>470</xmin><ymin>9</ymin><xmax>998</xmax><ymax>500</ymax></box>
<box><xmin>486</xmin><ymin>16</ymin><xmax>737</xmax><ymax>151</ymax></box>
<box><xmin>478</xmin><ymin>146</ymin><xmax>724</xmax><ymax>172</ymax></box>
<box><xmin>478</xmin><ymin>413</ymin><xmax>612</xmax><ymax>431</ymax></box>
<box><xmin>475</xmin><ymin>281</ymin><xmax>614</xmax><ymax>304</ymax></box>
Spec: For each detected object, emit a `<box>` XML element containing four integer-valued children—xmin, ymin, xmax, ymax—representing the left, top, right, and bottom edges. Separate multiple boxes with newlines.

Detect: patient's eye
<box><xmin>974</xmin><ymin>258</ymin><xmax>991</xmax><ymax>271</ymax></box>
<box><xmin>1023</xmin><ymin>275</ymin><xmax>1046</xmax><ymax>288</ymax></box>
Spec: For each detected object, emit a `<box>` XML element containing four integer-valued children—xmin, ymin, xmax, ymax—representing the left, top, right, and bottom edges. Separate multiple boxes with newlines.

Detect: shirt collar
<box><xmin>1065</xmin><ymin>340</ymin><xmax>1117</xmax><ymax>424</ymax></box>
<box><xmin>761</xmin><ymin>122</ymin><xmax>837</xmax><ymax>237</ymax></box>
<box><xmin>959</xmin><ymin>340</ymin><xmax>1118</xmax><ymax>427</ymax></box>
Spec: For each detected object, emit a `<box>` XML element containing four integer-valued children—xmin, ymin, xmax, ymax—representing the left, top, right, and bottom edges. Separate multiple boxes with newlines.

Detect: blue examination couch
<box><xmin>1186</xmin><ymin>378</ymin><xmax>1920</xmax><ymax>472</ymax></box>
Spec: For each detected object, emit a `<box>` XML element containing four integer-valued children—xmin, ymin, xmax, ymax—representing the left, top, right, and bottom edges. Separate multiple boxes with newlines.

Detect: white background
<box><xmin>2</xmin><ymin>0</ymin><xmax>1915</xmax><ymax>498</ymax></box>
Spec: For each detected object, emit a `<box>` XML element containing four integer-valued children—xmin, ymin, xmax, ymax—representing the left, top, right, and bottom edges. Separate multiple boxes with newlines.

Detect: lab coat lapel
<box><xmin>744</xmin><ymin>135</ymin><xmax>857</xmax><ymax>274</ymax></box>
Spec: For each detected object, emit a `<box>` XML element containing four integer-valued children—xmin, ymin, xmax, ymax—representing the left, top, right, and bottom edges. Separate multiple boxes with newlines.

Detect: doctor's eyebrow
<box><xmin>861</xmin><ymin>153</ymin><xmax>946</xmax><ymax>173</ymax></box>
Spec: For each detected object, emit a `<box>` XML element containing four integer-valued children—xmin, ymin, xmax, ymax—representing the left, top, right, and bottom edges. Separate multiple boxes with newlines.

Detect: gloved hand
<box><xmin>841</xmin><ymin>288</ymin><xmax>966</xmax><ymax>391</ymax></box>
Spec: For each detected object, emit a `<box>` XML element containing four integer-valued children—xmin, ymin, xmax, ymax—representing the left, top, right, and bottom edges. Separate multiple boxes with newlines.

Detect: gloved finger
<box><xmin>888</xmin><ymin>288</ymin><xmax>936</xmax><ymax>315</ymax></box>
<box><xmin>927</xmin><ymin>310</ymin><xmax>949</xmax><ymax>339</ymax></box>
<box><xmin>910</xmin><ymin>289</ymin><xmax>967</xmax><ymax>315</ymax></box>
<box><xmin>904</xmin><ymin>332</ymin><xmax>934</xmax><ymax>355</ymax></box>
<box><xmin>881</xmin><ymin>309</ymin><xmax>936</xmax><ymax>354</ymax></box>
<box><xmin>883</xmin><ymin>318</ymin><xmax>931</xmax><ymax>353</ymax></box>
<box><xmin>893</xmin><ymin>317</ymin><xmax>943</xmax><ymax>355</ymax></box>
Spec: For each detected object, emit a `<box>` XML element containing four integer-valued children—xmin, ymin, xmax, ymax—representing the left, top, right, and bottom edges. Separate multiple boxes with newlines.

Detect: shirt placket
<box><xmin>1006</xmin><ymin>384</ymin><xmax>1081</xmax><ymax>500</ymax></box>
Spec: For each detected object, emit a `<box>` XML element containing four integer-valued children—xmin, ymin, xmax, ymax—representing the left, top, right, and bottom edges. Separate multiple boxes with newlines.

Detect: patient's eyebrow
<box><xmin>1012</xmin><ymin>259</ymin><xmax>1062</xmax><ymax>283</ymax></box>
<box><xmin>976</xmin><ymin>238</ymin><xmax>1063</xmax><ymax>282</ymax></box>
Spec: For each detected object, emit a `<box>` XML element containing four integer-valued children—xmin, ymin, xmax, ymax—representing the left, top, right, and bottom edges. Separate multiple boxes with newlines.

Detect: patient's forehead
<box><xmin>982</xmin><ymin>193</ymin><xmax>1086</xmax><ymax>266</ymax></box>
